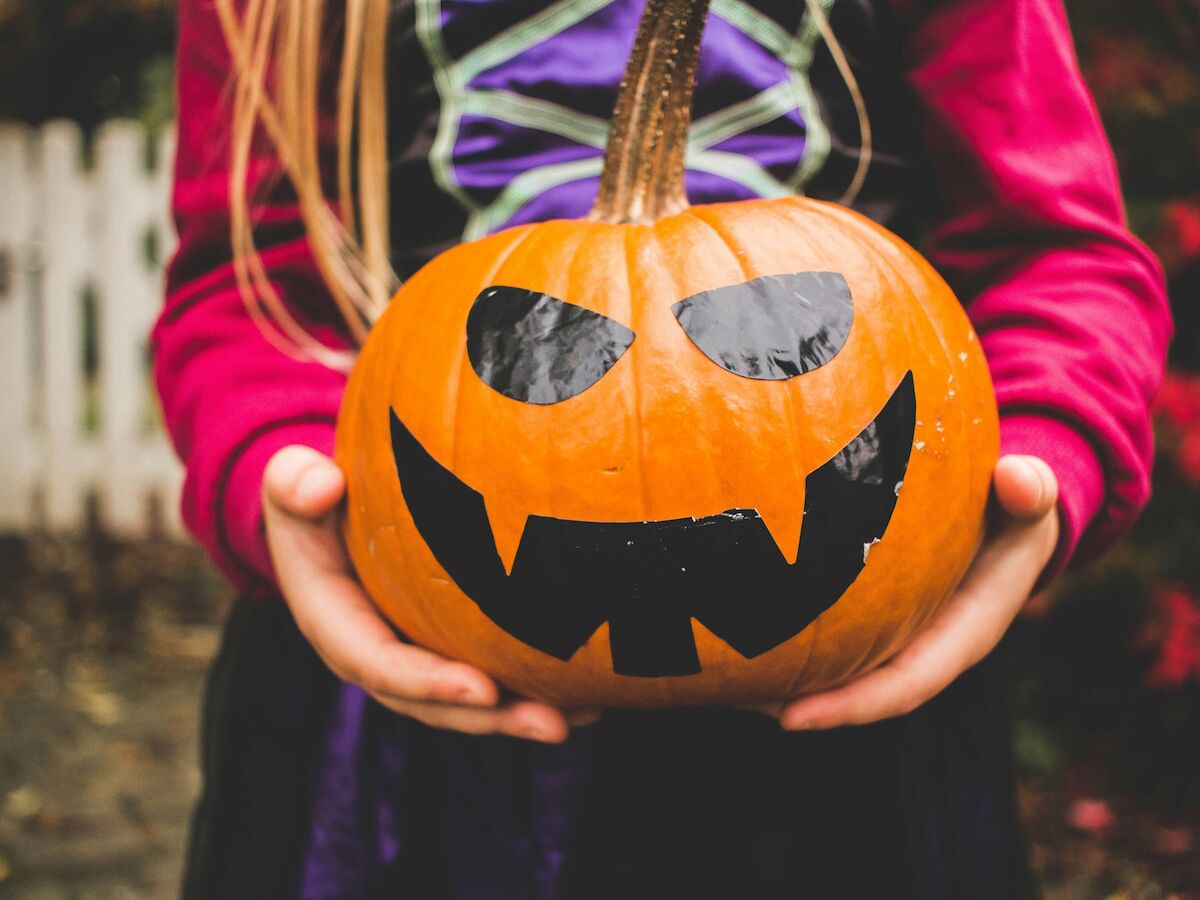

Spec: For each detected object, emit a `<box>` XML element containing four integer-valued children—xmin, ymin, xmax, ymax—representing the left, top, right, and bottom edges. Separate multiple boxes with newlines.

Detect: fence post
<box><xmin>39</xmin><ymin>120</ymin><xmax>92</xmax><ymax>531</ymax></box>
<box><xmin>96</xmin><ymin>120</ymin><xmax>154</xmax><ymax>534</ymax></box>
<box><xmin>149</xmin><ymin>127</ymin><xmax>185</xmax><ymax>537</ymax></box>
<box><xmin>0</xmin><ymin>124</ymin><xmax>35</xmax><ymax>529</ymax></box>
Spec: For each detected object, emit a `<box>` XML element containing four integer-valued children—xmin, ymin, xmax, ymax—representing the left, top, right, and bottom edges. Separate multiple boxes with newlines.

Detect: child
<box><xmin>157</xmin><ymin>0</ymin><xmax>1170</xmax><ymax>896</ymax></box>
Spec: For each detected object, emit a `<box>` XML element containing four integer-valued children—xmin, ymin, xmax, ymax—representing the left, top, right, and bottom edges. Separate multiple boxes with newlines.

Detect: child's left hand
<box><xmin>751</xmin><ymin>454</ymin><xmax>1060</xmax><ymax>730</ymax></box>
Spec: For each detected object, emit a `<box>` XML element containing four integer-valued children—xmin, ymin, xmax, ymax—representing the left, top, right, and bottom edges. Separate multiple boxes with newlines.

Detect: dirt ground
<box><xmin>0</xmin><ymin>533</ymin><xmax>1195</xmax><ymax>899</ymax></box>
<box><xmin>0</xmin><ymin>534</ymin><xmax>227</xmax><ymax>900</ymax></box>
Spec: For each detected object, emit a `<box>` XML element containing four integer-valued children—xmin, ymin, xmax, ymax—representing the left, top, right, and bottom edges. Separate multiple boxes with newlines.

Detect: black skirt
<box><xmin>183</xmin><ymin>600</ymin><xmax>1037</xmax><ymax>900</ymax></box>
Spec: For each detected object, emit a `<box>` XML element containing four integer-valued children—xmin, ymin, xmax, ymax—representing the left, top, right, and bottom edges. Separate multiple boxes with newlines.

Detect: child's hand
<box><xmin>752</xmin><ymin>454</ymin><xmax>1060</xmax><ymax>730</ymax></box>
<box><xmin>262</xmin><ymin>445</ymin><xmax>599</xmax><ymax>743</ymax></box>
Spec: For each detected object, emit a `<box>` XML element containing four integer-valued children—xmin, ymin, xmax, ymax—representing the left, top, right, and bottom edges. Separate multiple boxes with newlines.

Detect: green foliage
<box><xmin>1067</xmin><ymin>0</ymin><xmax>1200</xmax><ymax>201</ymax></box>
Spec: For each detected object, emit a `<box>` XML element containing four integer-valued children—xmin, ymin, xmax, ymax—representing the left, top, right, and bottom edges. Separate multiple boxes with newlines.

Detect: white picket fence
<box><xmin>0</xmin><ymin>119</ymin><xmax>185</xmax><ymax>538</ymax></box>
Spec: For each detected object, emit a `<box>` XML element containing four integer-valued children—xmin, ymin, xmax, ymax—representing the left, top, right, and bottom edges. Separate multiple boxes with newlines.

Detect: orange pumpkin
<box><xmin>335</xmin><ymin>0</ymin><xmax>998</xmax><ymax>707</ymax></box>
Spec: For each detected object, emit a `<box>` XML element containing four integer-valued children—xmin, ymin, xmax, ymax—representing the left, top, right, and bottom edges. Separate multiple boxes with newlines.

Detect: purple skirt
<box><xmin>182</xmin><ymin>601</ymin><xmax>1034</xmax><ymax>900</ymax></box>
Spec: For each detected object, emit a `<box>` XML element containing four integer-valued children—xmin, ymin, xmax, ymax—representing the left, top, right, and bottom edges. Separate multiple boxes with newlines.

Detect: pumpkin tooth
<box><xmin>484</xmin><ymin>498</ymin><xmax>529</xmax><ymax>575</ymax></box>
<box><xmin>756</xmin><ymin>501</ymin><xmax>805</xmax><ymax>567</ymax></box>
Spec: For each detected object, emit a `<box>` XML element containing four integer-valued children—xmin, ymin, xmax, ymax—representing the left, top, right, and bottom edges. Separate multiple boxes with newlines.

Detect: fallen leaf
<box><xmin>1069</xmin><ymin>798</ymin><xmax>1116</xmax><ymax>834</ymax></box>
<box><xmin>4</xmin><ymin>785</ymin><xmax>42</xmax><ymax>820</ymax></box>
<box><xmin>1152</xmin><ymin>825</ymin><xmax>1193</xmax><ymax>857</ymax></box>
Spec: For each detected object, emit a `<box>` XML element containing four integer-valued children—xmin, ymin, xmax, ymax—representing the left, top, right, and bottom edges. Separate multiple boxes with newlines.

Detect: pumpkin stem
<box><xmin>589</xmin><ymin>0</ymin><xmax>710</xmax><ymax>224</ymax></box>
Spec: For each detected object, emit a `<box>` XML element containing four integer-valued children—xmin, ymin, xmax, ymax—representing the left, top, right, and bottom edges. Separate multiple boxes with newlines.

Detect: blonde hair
<box><xmin>215</xmin><ymin>0</ymin><xmax>868</xmax><ymax>367</ymax></box>
<box><xmin>215</xmin><ymin>0</ymin><xmax>397</xmax><ymax>369</ymax></box>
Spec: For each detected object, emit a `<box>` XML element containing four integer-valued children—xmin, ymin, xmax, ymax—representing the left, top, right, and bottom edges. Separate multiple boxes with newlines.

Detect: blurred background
<box><xmin>0</xmin><ymin>0</ymin><xmax>1197</xmax><ymax>897</ymax></box>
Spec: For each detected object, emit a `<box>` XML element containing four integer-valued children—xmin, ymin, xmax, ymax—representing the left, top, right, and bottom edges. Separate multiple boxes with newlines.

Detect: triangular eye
<box><xmin>672</xmin><ymin>272</ymin><xmax>853</xmax><ymax>380</ymax></box>
<box><xmin>467</xmin><ymin>286</ymin><xmax>635</xmax><ymax>404</ymax></box>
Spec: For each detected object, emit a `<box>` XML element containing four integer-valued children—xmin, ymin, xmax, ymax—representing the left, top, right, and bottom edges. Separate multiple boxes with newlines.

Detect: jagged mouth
<box><xmin>389</xmin><ymin>372</ymin><xmax>916</xmax><ymax>677</ymax></box>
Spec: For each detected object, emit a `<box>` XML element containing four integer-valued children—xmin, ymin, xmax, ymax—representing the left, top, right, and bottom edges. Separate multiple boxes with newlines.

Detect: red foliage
<box><xmin>1156</xmin><ymin>373</ymin><xmax>1200</xmax><ymax>428</ymax></box>
<box><xmin>1152</xmin><ymin>825</ymin><xmax>1194</xmax><ymax>858</ymax></box>
<box><xmin>1179</xmin><ymin>431</ymin><xmax>1200</xmax><ymax>485</ymax></box>
<box><xmin>1154</xmin><ymin>373</ymin><xmax>1200</xmax><ymax>485</ymax></box>
<box><xmin>1157</xmin><ymin>198</ymin><xmax>1200</xmax><ymax>271</ymax></box>
<box><xmin>1137</xmin><ymin>584</ymin><xmax>1200</xmax><ymax>689</ymax></box>
<box><xmin>1069</xmin><ymin>797</ymin><xmax>1117</xmax><ymax>834</ymax></box>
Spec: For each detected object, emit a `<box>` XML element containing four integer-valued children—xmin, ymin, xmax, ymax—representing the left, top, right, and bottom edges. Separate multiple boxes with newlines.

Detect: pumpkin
<box><xmin>335</xmin><ymin>0</ymin><xmax>998</xmax><ymax>707</ymax></box>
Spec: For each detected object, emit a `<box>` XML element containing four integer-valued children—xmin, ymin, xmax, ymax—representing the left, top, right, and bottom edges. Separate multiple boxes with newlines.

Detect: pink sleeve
<box><xmin>153</xmin><ymin>0</ymin><xmax>346</xmax><ymax>593</ymax></box>
<box><xmin>895</xmin><ymin>0</ymin><xmax>1172</xmax><ymax>571</ymax></box>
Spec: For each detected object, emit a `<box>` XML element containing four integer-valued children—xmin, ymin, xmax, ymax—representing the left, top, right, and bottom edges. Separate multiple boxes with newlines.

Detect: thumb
<box><xmin>263</xmin><ymin>445</ymin><xmax>346</xmax><ymax>520</ymax></box>
<box><xmin>992</xmin><ymin>454</ymin><xmax>1058</xmax><ymax>522</ymax></box>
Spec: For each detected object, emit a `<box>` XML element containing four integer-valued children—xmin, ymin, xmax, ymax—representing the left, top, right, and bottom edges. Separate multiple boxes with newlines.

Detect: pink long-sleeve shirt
<box><xmin>155</xmin><ymin>0</ymin><xmax>1170</xmax><ymax>598</ymax></box>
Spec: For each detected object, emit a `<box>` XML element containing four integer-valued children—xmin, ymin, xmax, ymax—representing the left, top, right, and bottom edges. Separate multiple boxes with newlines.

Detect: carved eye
<box><xmin>467</xmin><ymin>286</ymin><xmax>636</xmax><ymax>404</ymax></box>
<box><xmin>671</xmin><ymin>272</ymin><xmax>854</xmax><ymax>379</ymax></box>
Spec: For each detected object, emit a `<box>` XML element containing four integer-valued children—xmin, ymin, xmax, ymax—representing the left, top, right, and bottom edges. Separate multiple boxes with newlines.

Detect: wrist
<box><xmin>219</xmin><ymin>417</ymin><xmax>337</xmax><ymax>591</ymax></box>
<box><xmin>999</xmin><ymin>414</ymin><xmax>1104</xmax><ymax>582</ymax></box>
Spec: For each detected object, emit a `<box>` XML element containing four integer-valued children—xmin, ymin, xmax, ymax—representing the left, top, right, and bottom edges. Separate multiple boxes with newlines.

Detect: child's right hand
<box><xmin>262</xmin><ymin>445</ymin><xmax>598</xmax><ymax>743</ymax></box>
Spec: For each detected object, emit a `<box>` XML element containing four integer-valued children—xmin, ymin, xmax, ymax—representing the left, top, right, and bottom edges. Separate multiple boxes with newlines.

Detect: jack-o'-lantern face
<box><xmin>336</xmin><ymin>198</ymin><xmax>999</xmax><ymax>708</ymax></box>
<box><xmin>391</xmin><ymin>271</ymin><xmax>912</xmax><ymax>679</ymax></box>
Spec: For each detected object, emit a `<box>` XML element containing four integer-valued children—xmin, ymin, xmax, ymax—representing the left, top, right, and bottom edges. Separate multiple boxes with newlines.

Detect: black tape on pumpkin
<box><xmin>388</xmin><ymin>372</ymin><xmax>915</xmax><ymax>677</ymax></box>
<box><xmin>466</xmin><ymin>285</ymin><xmax>635</xmax><ymax>404</ymax></box>
<box><xmin>672</xmin><ymin>271</ymin><xmax>853</xmax><ymax>380</ymax></box>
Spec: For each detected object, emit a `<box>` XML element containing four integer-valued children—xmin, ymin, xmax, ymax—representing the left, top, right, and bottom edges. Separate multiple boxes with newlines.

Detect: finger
<box><xmin>358</xmin><ymin>636</ymin><xmax>503</xmax><ymax>708</ymax></box>
<box><xmin>567</xmin><ymin>708</ymin><xmax>603</xmax><ymax>728</ymax></box>
<box><xmin>289</xmin><ymin>569</ymin><xmax>499</xmax><ymax>707</ymax></box>
<box><xmin>992</xmin><ymin>454</ymin><xmax>1058</xmax><ymax>521</ymax></box>
<box><xmin>265</xmin><ymin>498</ymin><xmax>499</xmax><ymax>708</ymax></box>
<box><xmin>263</xmin><ymin>445</ymin><xmax>346</xmax><ymax>520</ymax></box>
<box><xmin>734</xmin><ymin>701</ymin><xmax>784</xmax><ymax>719</ymax></box>
<box><xmin>378</xmin><ymin>696</ymin><xmax>574</xmax><ymax>743</ymax></box>
<box><xmin>779</xmin><ymin>512</ymin><xmax>1054</xmax><ymax>730</ymax></box>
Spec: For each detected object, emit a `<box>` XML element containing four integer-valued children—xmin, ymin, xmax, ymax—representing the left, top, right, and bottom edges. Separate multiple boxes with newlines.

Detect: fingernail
<box><xmin>453</xmin><ymin>685</ymin><xmax>488</xmax><ymax>705</ymax></box>
<box><xmin>296</xmin><ymin>467</ymin><xmax>324</xmax><ymax>506</ymax></box>
<box><xmin>785</xmin><ymin>721</ymin><xmax>815</xmax><ymax>731</ymax></box>
<box><xmin>519</xmin><ymin>717</ymin><xmax>561</xmax><ymax>741</ymax></box>
<box><xmin>1025</xmin><ymin>460</ymin><xmax>1046</xmax><ymax>506</ymax></box>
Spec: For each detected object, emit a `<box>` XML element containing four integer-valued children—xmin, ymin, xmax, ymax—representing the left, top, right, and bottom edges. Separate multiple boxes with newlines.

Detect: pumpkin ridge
<box><xmin>435</xmin><ymin>227</ymin><xmax>543</xmax><ymax>667</ymax></box>
<box><xmin>835</xmin><ymin>207</ymin><xmax>979</xmax><ymax>494</ymax></box>
<box><xmin>787</xmin><ymin>603</ymin><xmax>821</xmax><ymax>698</ymax></box>
<box><xmin>766</xmin><ymin>201</ymin><xmax>944</xmax><ymax>684</ymax></box>
<box><xmin>879</xmin><ymin>247</ymin><xmax>992</xmax><ymax>649</ymax></box>
<box><xmin>754</xmin><ymin>201</ymin><xmax>853</xmax><ymax>499</ymax></box>
<box><xmin>553</xmin><ymin>222</ymin><xmax>618</xmax><ymax>525</ymax></box>
<box><xmin>844</xmin><ymin>578</ymin><xmax>897</xmax><ymax>685</ymax></box>
<box><xmin>620</xmin><ymin>220</ymin><xmax>653</xmax><ymax>523</ymax></box>
<box><xmin>831</xmin><ymin>204</ymin><xmax>985</xmax><ymax>659</ymax></box>
<box><xmin>806</xmin><ymin>200</ymin><xmax>979</xmax><ymax>388</ymax></box>
<box><xmin>669</xmin><ymin>208</ymin><xmax>759</xmax><ymax>504</ymax></box>
<box><xmin>761</xmin><ymin>201</ymin><xmax>899</xmax><ymax>470</ymax></box>
<box><xmin>683</xmin><ymin>204</ymin><xmax>815</xmax><ymax>504</ymax></box>
<box><xmin>488</xmin><ymin>223</ymin><xmax>591</xmax><ymax>533</ymax></box>
<box><xmin>446</xmin><ymin>223</ymin><xmax>543</xmax><ymax>478</ymax></box>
